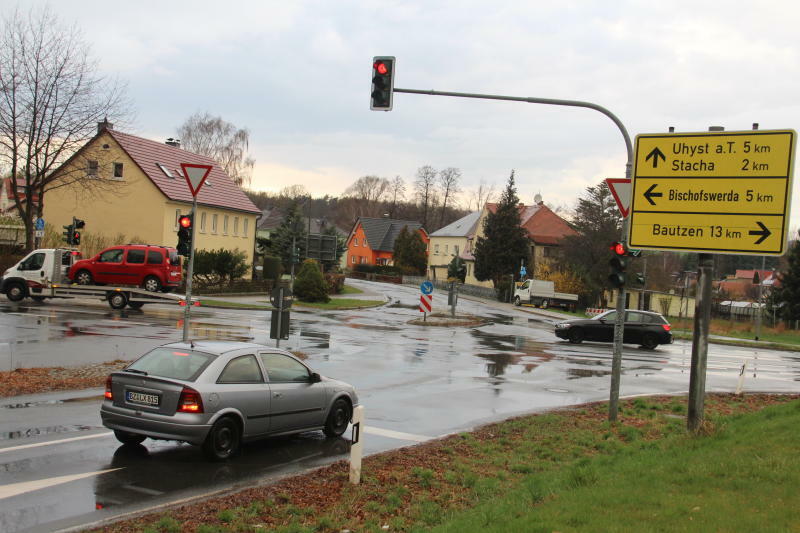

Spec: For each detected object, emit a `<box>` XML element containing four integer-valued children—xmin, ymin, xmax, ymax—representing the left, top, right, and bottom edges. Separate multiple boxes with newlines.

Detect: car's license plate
<box><xmin>126</xmin><ymin>390</ymin><xmax>159</xmax><ymax>406</ymax></box>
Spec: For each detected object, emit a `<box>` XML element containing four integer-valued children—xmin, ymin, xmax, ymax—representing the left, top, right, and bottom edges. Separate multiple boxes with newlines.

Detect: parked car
<box><xmin>554</xmin><ymin>309</ymin><xmax>673</xmax><ymax>349</ymax></box>
<box><xmin>68</xmin><ymin>244</ymin><xmax>181</xmax><ymax>292</ymax></box>
<box><xmin>100</xmin><ymin>341</ymin><xmax>358</xmax><ymax>461</ymax></box>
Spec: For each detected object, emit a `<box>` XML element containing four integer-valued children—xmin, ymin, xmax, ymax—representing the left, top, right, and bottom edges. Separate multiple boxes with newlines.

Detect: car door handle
<box><xmin>273</xmin><ymin>392</ymin><xmax>282</xmax><ymax>398</ymax></box>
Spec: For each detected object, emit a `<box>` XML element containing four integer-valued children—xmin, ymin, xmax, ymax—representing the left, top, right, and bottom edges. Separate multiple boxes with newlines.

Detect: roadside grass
<box><xmin>197</xmin><ymin>299</ymin><xmax>271</xmax><ymax>309</ymax></box>
<box><xmin>671</xmin><ymin>316</ymin><xmax>800</xmax><ymax>348</ymax></box>
<box><xmin>340</xmin><ymin>285</ymin><xmax>364</xmax><ymax>295</ymax></box>
<box><xmin>104</xmin><ymin>394</ymin><xmax>800</xmax><ymax>533</ymax></box>
<box><xmin>293</xmin><ymin>298</ymin><xmax>384</xmax><ymax>310</ymax></box>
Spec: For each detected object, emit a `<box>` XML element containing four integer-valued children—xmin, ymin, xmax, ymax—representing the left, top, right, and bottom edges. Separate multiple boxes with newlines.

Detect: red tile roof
<box><xmin>484</xmin><ymin>202</ymin><xmax>576</xmax><ymax>244</ymax></box>
<box><xmin>107</xmin><ymin>130</ymin><xmax>260</xmax><ymax>214</ymax></box>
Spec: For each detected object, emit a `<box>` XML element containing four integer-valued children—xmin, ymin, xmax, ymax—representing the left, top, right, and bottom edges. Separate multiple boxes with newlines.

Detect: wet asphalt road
<box><xmin>1</xmin><ymin>280</ymin><xmax>799</xmax><ymax>532</ymax></box>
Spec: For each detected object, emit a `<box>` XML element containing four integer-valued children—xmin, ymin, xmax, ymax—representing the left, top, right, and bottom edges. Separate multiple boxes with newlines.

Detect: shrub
<box><xmin>353</xmin><ymin>264</ymin><xmax>402</xmax><ymax>276</ymax></box>
<box><xmin>294</xmin><ymin>259</ymin><xmax>330</xmax><ymax>302</ymax></box>
<box><xmin>263</xmin><ymin>255</ymin><xmax>283</xmax><ymax>281</ymax></box>
<box><xmin>192</xmin><ymin>248</ymin><xmax>249</xmax><ymax>286</ymax></box>
<box><xmin>324</xmin><ymin>272</ymin><xmax>345</xmax><ymax>294</ymax></box>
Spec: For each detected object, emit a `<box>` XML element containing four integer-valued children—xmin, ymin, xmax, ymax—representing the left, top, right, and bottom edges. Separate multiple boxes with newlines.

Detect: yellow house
<box><xmin>44</xmin><ymin>121</ymin><xmax>260</xmax><ymax>271</ymax></box>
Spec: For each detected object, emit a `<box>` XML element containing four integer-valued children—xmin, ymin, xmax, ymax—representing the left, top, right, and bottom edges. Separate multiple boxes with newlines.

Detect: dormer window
<box><xmin>157</xmin><ymin>163</ymin><xmax>174</xmax><ymax>178</ymax></box>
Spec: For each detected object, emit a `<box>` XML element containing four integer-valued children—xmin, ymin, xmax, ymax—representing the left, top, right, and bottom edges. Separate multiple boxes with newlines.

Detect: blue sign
<box><xmin>520</xmin><ymin>266</ymin><xmax>527</xmax><ymax>277</ymax></box>
<box><xmin>420</xmin><ymin>281</ymin><xmax>434</xmax><ymax>295</ymax></box>
<box><xmin>35</xmin><ymin>217</ymin><xmax>45</xmax><ymax>231</ymax></box>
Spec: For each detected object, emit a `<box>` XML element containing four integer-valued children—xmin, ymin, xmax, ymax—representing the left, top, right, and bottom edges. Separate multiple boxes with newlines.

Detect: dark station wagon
<box><xmin>554</xmin><ymin>309</ymin><xmax>673</xmax><ymax>349</ymax></box>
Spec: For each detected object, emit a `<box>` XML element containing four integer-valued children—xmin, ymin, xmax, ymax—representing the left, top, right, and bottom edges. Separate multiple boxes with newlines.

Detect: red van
<box><xmin>69</xmin><ymin>245</ymin><xmax>182</xmax><ymax>292</ymax></box>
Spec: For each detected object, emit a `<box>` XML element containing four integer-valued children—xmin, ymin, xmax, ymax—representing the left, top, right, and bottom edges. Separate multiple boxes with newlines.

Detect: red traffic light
<box><xmin>179</xmin><ymin>215</ymin><xmax>192</xmax><ymax>229</ymax></box>
<box><xmin>610</xmin><ymin>242</ymin><xmax>626</xmax><ymax>256</ymax></box>
<box><xmin>374</xmin><ymin>61</ymin><xmax>388</xmax><ymax>75</ymax></box>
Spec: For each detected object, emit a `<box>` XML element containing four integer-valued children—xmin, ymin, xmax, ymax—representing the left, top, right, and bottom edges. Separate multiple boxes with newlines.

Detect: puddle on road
<box><xmin>387</xmin><ymin>301</ymin><xmax>419</xmax><ymax>310</ymax></box>
<box><xmin>1</xmin><ymin>424</ymin><xmax>95</xmax><ymax>440</ymax></box>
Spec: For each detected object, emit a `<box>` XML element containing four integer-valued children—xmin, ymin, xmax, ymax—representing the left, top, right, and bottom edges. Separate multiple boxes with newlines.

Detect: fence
<box><xmin>403</xmin><ymin>275</ymin><xmax>499</xmax><ymax>300</ymax></box>
<box><xmin>347</xmin><ymin>271</ymin><xmax>403</xmax><ymax>284</ymax></box>
<box><xmin>0</xmin><ymin>225</ymin><xmax>24</xmax><ymax>247</ymax></box>
<box><xmin>191</xmin><ymin>279</ymin><xmax>274</xmax><ymax>296</ymax></box>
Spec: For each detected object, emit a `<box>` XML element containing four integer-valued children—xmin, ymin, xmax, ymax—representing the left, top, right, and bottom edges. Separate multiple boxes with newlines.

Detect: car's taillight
<box><xmin>105</xmin><ymin>376</ymin><xmax>113</xmax><ymax>400</ymax></box>
<box><xmin>177</xmin><ymin>386</ymin><xmax>203</xmax><ymax>413</ymax></box>
<box><xmin>662</xmin><ymin>324</ymin><xmax>671</xmax><ymax>332</ymax></box>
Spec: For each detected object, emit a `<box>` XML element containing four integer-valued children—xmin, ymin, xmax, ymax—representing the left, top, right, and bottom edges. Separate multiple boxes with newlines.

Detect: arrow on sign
<box><xmin>749</xmin><ymin>221</ymin><xmax>771</xmax><ymax>245</ymax></box>
<box><xmin>645</xmin><ymin>147</ymin><xmax>666</xmax><ymax>168</ymax></box>
<box><xmin>643</xmin><ymin>184</ymin><xmax>663</xmax><ymax>206</ymax></box>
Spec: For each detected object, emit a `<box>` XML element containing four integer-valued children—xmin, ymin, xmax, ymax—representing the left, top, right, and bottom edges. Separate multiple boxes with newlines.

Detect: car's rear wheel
<box><xmin>75</xmin><ymin>269</ymin><xmax>93</xmax><ymax>285</ymax></box>
<box><xmin>568</xmin><ymin>328</ymin><xmax>585</xmax><ymax>344</ymax></box>
<box><xmin>513</xmin><ymin>296</ymin><xmax>521</xmax><ymax>306</ymax></box>
<box><xmin>127</xmin><ymin>301</ymin><xmax>144</xmax><ymax>310</ymax></box>
<box><xmin>5</xmin><ymin>282</ymin><xmax>27</xmax><ymax>302</ymax></box>
<box><xmin>142</xmin><ymin>276</ymin><xmax>162</xmax><ymax>292</ymax></box>
<box><xmin>541</xmin><ymin>299</ymin><xmax>549</xmax><ymax>309</ymax></box>
<box><xmin>323</xmin><ymin>398</ymin><xmax>352</xmax><ymax>438</ymax></box>
<box><xmin>114</xmin><ymin>430</ymin><xmax>146</xmax><ymax>445</ymax></box>
<box><xmin>641</xmin><ymin>333</ymin><xmax>659</xmax><ymax>350</ymax></box>
<box><xmin>203</xmin><ymin>417</ymin><xmax>241</xmax><ymax>461</ymax></box>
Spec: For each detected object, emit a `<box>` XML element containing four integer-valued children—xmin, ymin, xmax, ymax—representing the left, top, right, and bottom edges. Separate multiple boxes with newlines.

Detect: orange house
<box><xmin>346</xmin><ymin>217</ymin><xmax>429</xmax><ymax>267</ymax></box>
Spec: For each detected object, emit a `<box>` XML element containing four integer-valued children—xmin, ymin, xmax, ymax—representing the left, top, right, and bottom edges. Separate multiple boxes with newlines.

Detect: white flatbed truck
<box><xmin>1</xmin><ymin>248</ymin><xmax>193</xmax><ymax>310</ymax></box>
<box><xmin>513</xmin><ymin>279</ymin><xmax>578</xmax><ymax>311</ymax></box>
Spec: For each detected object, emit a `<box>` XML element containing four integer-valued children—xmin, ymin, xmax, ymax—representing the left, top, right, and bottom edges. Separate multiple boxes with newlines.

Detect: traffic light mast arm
<box><xmin>391</xmin><ymin>84</ymin><xmax>633</xmax><ymax>422</ymax></box>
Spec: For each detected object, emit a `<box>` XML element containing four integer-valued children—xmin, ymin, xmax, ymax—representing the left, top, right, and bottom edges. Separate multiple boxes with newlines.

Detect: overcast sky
<box><xmin>13</xmin><ymin>1</ymin><xmax>800</xmax><ymax>226</ymax></box>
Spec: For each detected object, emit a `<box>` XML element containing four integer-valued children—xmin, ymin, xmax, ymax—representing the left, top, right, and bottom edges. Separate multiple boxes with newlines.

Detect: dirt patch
<box><xmin>408</xmin><ymin>312</ymin><xmax>486</xmax><ymax>327</ymax></box>
<box><xmin>0</xmin><ymin>360</ymin><xmax>128</xmax><ymax>398</ymax></box>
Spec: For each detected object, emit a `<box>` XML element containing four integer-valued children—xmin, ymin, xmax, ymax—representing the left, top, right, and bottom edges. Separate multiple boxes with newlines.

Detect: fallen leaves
<box><xmin>0</xmin><ymin>360</ymin><xmax>127</xmax><ymax>398</ymax></box>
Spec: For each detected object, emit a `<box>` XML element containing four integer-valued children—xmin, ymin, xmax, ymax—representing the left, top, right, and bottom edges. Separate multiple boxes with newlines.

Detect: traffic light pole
<box><xmin>182</xmin><ymin>196</ymin><xmax>198</xmax><ymax>342</ymax></box>
<box><xmin>393</xmin><ymin>87</ymin><xmax>633</xmax><ymax>421</ymax></box>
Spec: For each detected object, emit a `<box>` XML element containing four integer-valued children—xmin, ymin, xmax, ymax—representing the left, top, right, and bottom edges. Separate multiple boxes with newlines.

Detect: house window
<box><xmin>354</xmin><ymin>238</ymin><xmax>358</xmax><ymax>246</ymax></box>
<box><xmin>223</xmin><ymin>215</ymin><xmax>229</xmax><ymax>235</ymax></box>
<box><xmin>360</xmin><ymin>256</ymin><xmax>366</xmax><ymax>264</ymax></box>
<box><xmin>212</xmin><ymin>214</ymin><xmax>218</xmax><ymax>234</ymax></box>
<box><xmin>174</xmin><ymin>209</ymin><xmax>182</xmax><ymax>230</ymax></box>
<box><xmin>434</xmin><ymin>244</ymin><xmax>439</xmax><ymax>255</ymax></box>
<box><xmin>445</xmin><ymin>244</ymin><xmax>449</xmax><ymax>255</ymax></box>
<box><xmin>243</xmin><ymin>219</ymin><xmax>248</xmax><ymax>237</ymax></box>
<box><xmin>351</xmin><ymin>256</ymin><xmax>356</xmax><ymax>264</ymax></box>
<box><xmin>233</xmin><ymin>217</ymin><xmax>239</xmax><ymax>236</ymax></box>
<box><xmin>200</xmin><ymin>212</ymin><xmax>207</xmax><ymax>233</ymax></box>
<box><xmin>454</xmin><ymin>245</ymin><xmax>459</xmax><ymax>255</ymax></box>
<box><xmin>87</xmin><ymin>160</ymin><xmax>98</xmax><ymax>176</ymax></box>
<box><xmin>362</xmin><ymin>239</ymin><xmax>368</xmax><ymax>248</ymax></box>
<box><xmin>113</xmin><ymin>163</ymin><xmax>124</xmax><ymax>179</ymax></box>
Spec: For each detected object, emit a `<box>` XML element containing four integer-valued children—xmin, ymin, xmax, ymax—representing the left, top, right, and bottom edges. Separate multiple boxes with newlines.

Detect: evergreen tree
<box><xmin>447</xmin><ymin>255</ymin><xmax>466</xmax><ymax>282</ymax></box>
<box><xmin>393</xmin><ymin>227</ymin><xmax>428</xmax><ymax>275</ymax></box>
<box><xmin>267</xmin><ymin>201</ymin><xmax>307</xmax><ymax>269</ymax></box>
<box><xmin>559</xmin><ymin>181</ymin><xmax>622</xmax><ymax>304</ymax></box>
<box><xmin>473</xmin><ymin>170</ymin><xmax>530</xmax><ymax>287</ymax></box>
<box><xmin>773</xmin><ymin>233</ymin><xmax>800</xmax><ymax>321</ymax></box>
<box><xmin>293</xmin><ymin>259</ymin><xmax>330</xmax><ymax>303</ymax></box>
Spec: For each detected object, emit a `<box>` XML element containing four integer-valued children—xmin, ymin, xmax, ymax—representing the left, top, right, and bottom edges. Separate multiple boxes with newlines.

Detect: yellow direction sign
<box><xmin>628</xmin><ymin>129</ymin><xmax>796</xmax><ymax>255</ymax></box>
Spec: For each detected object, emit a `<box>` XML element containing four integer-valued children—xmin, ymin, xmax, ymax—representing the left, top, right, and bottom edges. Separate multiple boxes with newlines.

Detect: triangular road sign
<box><xmin>606</xmin><ymin>178</ymin><xmax>631</xmax><ymax>218</ymax></box>
<box><xmin>181</xmin><ymin>163</ymin><xmax>213</xmax><ymax>197</ymax></box>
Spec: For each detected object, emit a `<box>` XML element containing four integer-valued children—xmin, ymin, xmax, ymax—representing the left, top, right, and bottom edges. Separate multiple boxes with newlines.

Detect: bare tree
<box><xmin>0</xmin><ymin>6</ymin><xmax>130</xmax><ymax>251</ymax></box>
<box><xmin>468</xmin><ymin>179</ymin><xmax>496</xmax><ymax>211</ymax></box>
<box><xmin>177</xmin><ymin>112</ymin><xmax>255</xmax><ymax>188</ymax></box>
<box><xmin>437</xmin><ymin>167</ymin><xmax>462</xmax><ymax>225</ymax></box>
<box><xmin>278</xmin><ymin>184</ymin><xmax>309</xmax><ymax>200</ymax></box>
<box><xmin>388</xmin><ymin>175</ymin><xmax>406</xmax><ymax>217</ymax></box>
<box><xmin>343</xmin><ymin>175</ymin><xmax>391</xmax><ymax>218</ymax></box>
<box><xmin>414</xmin><ymin>165</ymin><xmax>437</xmax><ymax>228</ymax></box>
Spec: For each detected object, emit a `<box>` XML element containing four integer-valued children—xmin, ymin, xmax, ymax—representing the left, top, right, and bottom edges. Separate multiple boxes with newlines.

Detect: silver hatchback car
<box><xmin>100</xmin><ymin>341</ymin><xmax>358</xmax><ymax>461</ymax></box>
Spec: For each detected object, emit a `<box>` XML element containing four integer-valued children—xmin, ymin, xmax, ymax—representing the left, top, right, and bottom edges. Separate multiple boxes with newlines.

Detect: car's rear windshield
<box><xmin>126</xmin><ymin>348</ymin><xmax>215</xmax><ymax>381</ymax></box>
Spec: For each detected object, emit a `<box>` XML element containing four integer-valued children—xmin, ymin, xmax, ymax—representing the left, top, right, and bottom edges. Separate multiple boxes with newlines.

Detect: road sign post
<box><xmin>180</xmin><ymin>163</ymin><xmax>213</xmax><ymax>343</ymax></box>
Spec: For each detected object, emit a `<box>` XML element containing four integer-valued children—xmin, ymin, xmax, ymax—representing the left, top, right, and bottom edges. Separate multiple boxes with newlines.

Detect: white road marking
<box><xmin>363</xmin><ymin>426</ymin><xmax>433</xmax><ymax>442</ymax></box>
<box><xmin>0</xmin><ymin>431</ymin><xmax>113</xmax><ymax>454</ymax></box>
<box><xmin>0</xmin><ymin>468</ymin><xmax>122</xmax><ymax>500</ymax></box>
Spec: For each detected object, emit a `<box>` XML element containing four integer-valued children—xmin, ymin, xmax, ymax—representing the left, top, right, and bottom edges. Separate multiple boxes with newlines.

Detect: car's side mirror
<box><xmin>310</xmin><ymin>372</ymin><xmax>321</xmax><ymax>383</ymax></box>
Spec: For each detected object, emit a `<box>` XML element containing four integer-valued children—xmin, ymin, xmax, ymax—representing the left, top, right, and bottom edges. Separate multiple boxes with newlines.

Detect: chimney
<box><xmin>97</xmin><ymin>118</ymin><xmax>113</xmax><ymax>134</ymax></box>
<box><xmin>165</xmin><ymin>138</ymin><xmax>181</xmax><ymax>148</ymax></box>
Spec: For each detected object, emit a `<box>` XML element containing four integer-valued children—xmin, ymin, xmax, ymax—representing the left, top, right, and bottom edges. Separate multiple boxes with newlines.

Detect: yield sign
<box><xmin>181</xmin><ymin>163</ymin><xmax>213</xmax><ymax>197</ymax></box>
<box><xmin>606</xmin><ymin>178</ymin><xmax>631</xmax><ymax>218</ymax></box>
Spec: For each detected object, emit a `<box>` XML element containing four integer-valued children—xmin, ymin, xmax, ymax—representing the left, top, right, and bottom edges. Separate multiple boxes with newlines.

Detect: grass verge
<box><xmin>340</xmin><ymin>285</ymin><xmax>364</xmax><ymax>295</ymax></box>
<box><xmin>197</xmin><ymin>299</ymin><xmax>272</xmax><ymax>309</ymax></box>
<box><xmin>96</xmin><ymin>393</ymin><xmax>799</xmax><ymax>533</ymax></box>
<box><xmin>293</xmin><ymin>298</ymin><xmax>385</xmax><ymax>310</ymax></box>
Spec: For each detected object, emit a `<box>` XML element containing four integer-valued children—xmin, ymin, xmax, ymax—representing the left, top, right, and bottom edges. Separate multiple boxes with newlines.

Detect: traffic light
<box><xmin>291</xmin><ymin>246</ymin><xmax>300</xmax><ymax>264</ymax></box>
<box><xmin>370</xmin><ymin>56</ymin><xmax>395</xmax><ymax>111</ymax></box>
<box><xmin>608</xmin><ymin>242</ymin><xmax>627</xmax><ymax>288</ymax></box>
<box><xmin>74</xmin><ymin>218</ymin><xmax>85</xmax><ymax>230</ymax></box>
<box><xmin>72</xmin><ymin>230</ymin><xmax>81</xmax><ymax>245</ymax></box>
<box><xmin>62</xmin><ymin>221</ymin><xmax>75</xmax><ymax>244</ymax></box>
<box><xmin>177</xmin><ymin>214</ymin><xmax>193</xmax><ymax>257</ymax></box>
